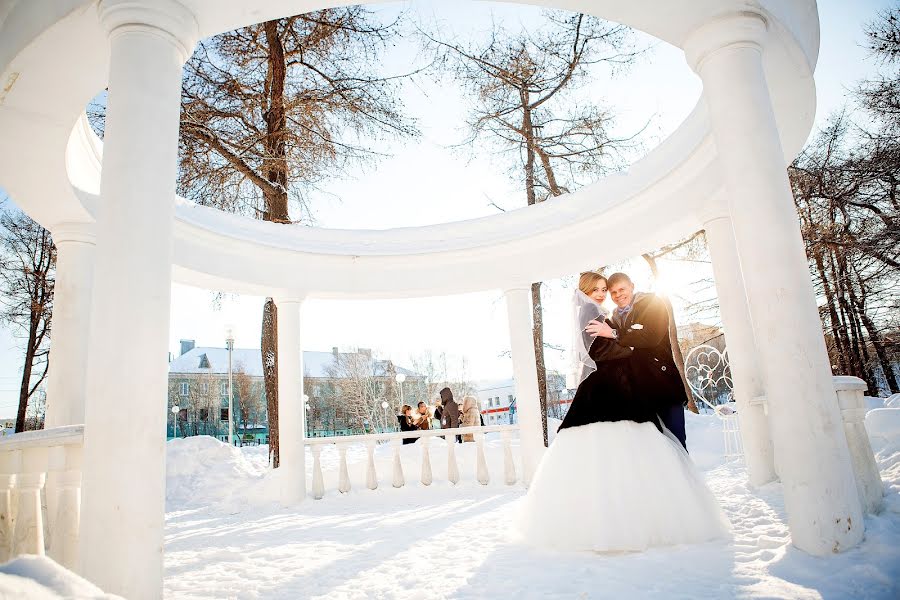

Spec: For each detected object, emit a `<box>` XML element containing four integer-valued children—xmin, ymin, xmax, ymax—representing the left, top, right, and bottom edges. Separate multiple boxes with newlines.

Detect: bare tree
<box><xmin>233</xmin><ymin>361</ymin><xmax>264</xmax><ymax>437</ymax></box>
<box><xmin>425</xmin><ymin>11</ymin><xmax>642</xmax><ymax>444</ymax></box>
<box><xmin>0</xmin><ymin>207</ymin><xmax>55</xmax><ymax>432</ymax></box>
<box><xmin>90</xmin><ymin>9</ymin><xmax>418</xmax><ymax>463</ymax></box>
<box><xmin>326</xmin><ymin>349</ymin><xmax>388</xmax><ymax>433</ymax></box>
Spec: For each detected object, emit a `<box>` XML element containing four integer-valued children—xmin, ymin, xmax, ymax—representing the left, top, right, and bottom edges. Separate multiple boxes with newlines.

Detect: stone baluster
<box><xmin>311</xmin><ymin>446</ymin><xmax>324</xmax><ymax>500</ymax></box>
<box><xmin>392</xmin><ymin>441</ymin><xmax>405</xmax><ymax>488</ymax></box>
<box><xmin>365</xmin><ymin>440</ymin><xmax>378</xmax><ymax>490</ymax></box>
<box><xmin>420</xmin><ymin>437</ymin><xmax>433</xmax><ymax>486</ymax></box>
<box><xmin>502</xmin><ymin>431</ymin><xmax>517</xmax><ymax>485</ymax></box>
<box><xmin>833</xmin><ymin>376</ymin><xmax>883</xmax><ymax>514</ymax></box>
<box><xmin>446</xmin><ymin>436</ymin><xmax>460</xmax><ymax>485</ymax></box>
<box><xmin>47</xmin><ymin>443</ymin><xmax>82</xmax><ymax>569</ymax></box>
<box><xmin>337</xmin><ymin>445</ymin><xmax>351</xmax><ymax>494</ymax></box>
<box><xmin>12</xmin><ymin>472</ymin><xmax>45</xmax><ymax>556</ymax></box>
<box><xmin>475</xmin><ymin>433</ymin><xmax>490</xmax><ymax>485</ymax></box>
<box><xmin>0</xmin><ymin>473</ymin><xmax>14</xmax><ymax>562</ymax></box>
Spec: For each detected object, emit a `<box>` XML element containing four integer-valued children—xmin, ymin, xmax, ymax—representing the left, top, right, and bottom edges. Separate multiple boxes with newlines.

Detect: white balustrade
<box><xmin>311</xmin><ymin>446</ymin><xmax>325</xmax><ymax>500</ymax></box>
<box><xmin>475</xmin><ymin>433</ymin><xmax>489</xmax><ymax>485</ymax></box>
<box><xmin>338</xmin><ymin>445</ymin><xmax>351</xmax><ymax>494</ymax></box>
<box><xmin>305</xmin><ymin>425</ymin><xmax>520</xmax><ymax>499</ymax></box>
<box><xmin>365</xmin><ymin>441</ymin><xmax>378</xmax><ymax>490</ymax></box>
<box><xmin>391</xmin><ymin>441</ymin><xmax>405</xmax><ymax>488</ymax></box>
<box><xmin>446</xmin><ymin>436</ymin><xmax>460</xmax><ymax>485</ymax></box>
<box><xmin>0</xmin><ymin>426</ymin><xmax>83</xmax><ymax>566</ymax></box>
<box><xmin>833</xmin><ymin>376</ymin><xmax>883</xmax><ymax>514</ymax></box>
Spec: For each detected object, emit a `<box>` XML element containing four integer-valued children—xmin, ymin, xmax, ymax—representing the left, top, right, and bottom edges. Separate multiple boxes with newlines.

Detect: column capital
<box><xmin>683</xmin><ymin>11</ymin><xmax>768</xmax><ymax>75</ymax></box>
<box><xmin>98</xmin><ymin>0</ymin><xmax>199</xmax><ymax>62</ymax></box>
<box><xmin>273</xmin><ymin>293</ymin><xmax>307</xmax><ymax>306</ymax></box>
<box><xmin>503</xmin><ymin>284</ymin><xmax>532</xmax><ymax>295</ymax></box>
<box><xmin>51</xmin><ymin>221</ymin><xmax>97</xmax><ymax>245</ymax></box>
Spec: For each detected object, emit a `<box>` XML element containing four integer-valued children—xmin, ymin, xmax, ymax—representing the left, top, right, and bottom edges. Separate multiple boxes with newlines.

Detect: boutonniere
<box><xmin>630</xmin><ymin>323</ymin><xmax>644</xmax><ymax>330</ymax></box>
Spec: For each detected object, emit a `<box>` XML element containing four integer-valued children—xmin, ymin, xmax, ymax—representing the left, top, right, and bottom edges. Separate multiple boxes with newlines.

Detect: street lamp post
<box><xmin>303</xmin><ymin>394</ymin><xmax>310</xmax><ymax>436</ymax></box>
<box><xmin>170</xmin><ymin>404</ymin><xmax>180</xmax><ymax>439</ymax></box>
<box><xmin>225</xmin><ymin>327</ymin><xmax>234</xmax><ymax>446</ymax></box>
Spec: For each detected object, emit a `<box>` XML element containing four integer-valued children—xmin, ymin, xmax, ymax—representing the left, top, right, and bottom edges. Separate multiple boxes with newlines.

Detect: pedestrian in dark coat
<box><xmin>439</xmin><ymin>387</ymin><xmax>462</xmax><ymax>443</ymax></box>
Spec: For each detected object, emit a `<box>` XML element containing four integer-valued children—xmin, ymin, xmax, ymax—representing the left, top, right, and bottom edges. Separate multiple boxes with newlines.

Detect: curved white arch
<box><xmin>0</xmin><ymin>0</ymin><xmax>820</xmax><ymax>298</ymax></box>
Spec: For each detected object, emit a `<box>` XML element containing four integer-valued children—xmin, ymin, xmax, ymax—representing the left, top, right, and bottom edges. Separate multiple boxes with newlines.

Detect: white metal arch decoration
<box><xmin>684</xmin><ymin>343</ymin><xmax>743</xmax><ymax>462</ymax></box>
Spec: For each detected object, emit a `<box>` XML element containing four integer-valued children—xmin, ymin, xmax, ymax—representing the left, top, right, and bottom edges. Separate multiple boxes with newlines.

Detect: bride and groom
<box><xmin>518</xmin><ymin>271</ymin><xmax>730</xmax><ymax>552</ymax></box>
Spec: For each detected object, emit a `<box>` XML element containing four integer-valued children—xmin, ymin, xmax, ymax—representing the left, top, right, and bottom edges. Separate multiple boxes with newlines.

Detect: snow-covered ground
<box><xmin>2</xmin><ymin>410</ymin><xmax>898</xmax><ymax>599</ymax></box>
<box><xmin>161</xmin><ymin>412</ymin><xmax>900</xmax><ymax>600</ymax></box>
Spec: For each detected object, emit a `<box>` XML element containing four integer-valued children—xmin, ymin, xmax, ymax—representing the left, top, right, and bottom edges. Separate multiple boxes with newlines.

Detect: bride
<box><xmin>517</xmin><ymin>272</ymin><xmax>730</xmax><ymax>552</ymax></box>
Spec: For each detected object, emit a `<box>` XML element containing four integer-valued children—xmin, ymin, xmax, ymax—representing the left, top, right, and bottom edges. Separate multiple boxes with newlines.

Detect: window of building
<box><xmin>201</xmin><ymin>382</ymin><xmax>209</xmax><ymax>394</ymax></box>
<box><xmin>199</xmin><ymin>408</ymin><xmax>209</xmax><ymax>421</ymax></box>
<box><xmin>220</xmin><ymin>408</ymin><xmax>229</xmax><ymax>421</ymax></box>
<box><xmin>507</xmin><ymin>394</ymin><xmax>513</xmax><ymax>403</ymax></box>
<box><xmin>179</xmin><ymin>382</ymin><xmax>188</xmax><ymax>396</ymax></box>
<box><xmin>220</xmin><ymin>382</ymin><xmax>227</xmax><ymax>397</ymax></box>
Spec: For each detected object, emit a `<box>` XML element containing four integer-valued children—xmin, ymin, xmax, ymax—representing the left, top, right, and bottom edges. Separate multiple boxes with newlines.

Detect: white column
<box><xmin>686</xmin><ymin>13</ymin><xmax>863</xmax><ymax>554</ymax></box>
<box><xmin>45</xmin><ymin>223</ymin><xmax>95</xmax><ymax>428</ymax></box>
<box><xmin>275</xmin><ymin>296</ymin><xmax>306</xmax><ymax>504</ymax></box>
<box><xmin>504</xmin><ymin>286</ymin><xmax>544</xmax><ymax>485</ymax></box>
<box><xmin>704</xmin><ymin>216</ymin><xmax>776</xmax><ymax>486</ymax></box>
<box><xmin>79</xmin><ymin>2</ymin><xmax>197</xmax><ymax>598</ymax></box>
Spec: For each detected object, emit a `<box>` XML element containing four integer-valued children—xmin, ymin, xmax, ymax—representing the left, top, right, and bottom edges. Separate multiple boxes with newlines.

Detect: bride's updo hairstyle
<box><xmin>578</xmin><ymin>271</ymin><xmax>607</xmax><ymax>296</ymax></box>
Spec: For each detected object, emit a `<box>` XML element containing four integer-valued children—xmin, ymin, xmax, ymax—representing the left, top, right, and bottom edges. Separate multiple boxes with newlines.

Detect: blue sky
<box><xmin>0</xmin><ymin>0</ymin><xmax>894</xmax><ymax>415</ymax></box>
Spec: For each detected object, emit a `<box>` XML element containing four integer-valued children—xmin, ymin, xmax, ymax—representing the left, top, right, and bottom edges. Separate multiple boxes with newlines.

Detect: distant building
<box><xmin>476</xmin><ymin>371</ymin><xmax>572</xmax><ymax>425</ymax></box>
<box><xmin>168</xmin><ymin>340</ymin><xmax>421</xmax><ymax>440</ymax></box>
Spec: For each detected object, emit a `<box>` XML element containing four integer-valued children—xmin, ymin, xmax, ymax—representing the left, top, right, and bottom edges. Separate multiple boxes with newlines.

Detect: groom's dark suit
<box><xmin>608</xmin><ymin>293</ymin><xmax>689</xmax><ymax>448</ymax></box>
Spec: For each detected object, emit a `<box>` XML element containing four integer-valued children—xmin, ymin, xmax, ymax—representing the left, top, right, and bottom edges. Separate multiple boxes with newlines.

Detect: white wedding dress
<box><xmin>516</xmin><ymin>420</ymin><xmax>731</xmax><ymax>552</ymax></box>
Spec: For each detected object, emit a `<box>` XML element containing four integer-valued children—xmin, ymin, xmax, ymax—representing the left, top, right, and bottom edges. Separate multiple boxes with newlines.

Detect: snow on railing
<box><xmin>0</xmin><ymin>425</ymin><xmax>83</xmax><ymax>568</ymax></box>
<box><xmin>304</xmin><ymin>424</ymin><xmax>519</xmax><ymax>499</ymax></box>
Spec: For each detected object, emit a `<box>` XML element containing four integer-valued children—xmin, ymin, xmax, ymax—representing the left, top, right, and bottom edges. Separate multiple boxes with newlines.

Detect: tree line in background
<box><xmin>2</xmin><ymin>4</ymin><xmax>898</xmax><ymax>440</ymax></box>
<box><xmin>788</xmin><ymin>5</ymin><xmax>899</xmax><ymax>394</ymax></box>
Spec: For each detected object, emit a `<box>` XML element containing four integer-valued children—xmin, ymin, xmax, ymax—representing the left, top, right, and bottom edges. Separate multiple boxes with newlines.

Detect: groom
<box><xmin>586</xmin><ymin>272</ymin><xmax>689</xmax><ymax>449</ymax></box>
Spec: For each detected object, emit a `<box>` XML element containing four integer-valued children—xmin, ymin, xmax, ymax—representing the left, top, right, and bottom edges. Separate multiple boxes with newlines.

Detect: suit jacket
<box><xmin>609</xmin><ymin>293</ymin><xmax>688</xmax><ymax>409</ymax></box>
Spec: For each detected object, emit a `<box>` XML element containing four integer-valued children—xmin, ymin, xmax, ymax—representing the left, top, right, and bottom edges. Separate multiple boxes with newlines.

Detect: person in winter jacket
<box><xmin>398</xmin><ymin>404</ymin><xmax>418</xmax><ymax>444</ymax></box>
<box><xmin>460</xmin><ymin>396</ymin><xmax>481</xmax><ymax>442</ymax></box>
<box><xmin>439</xmin><ymin>387</ymin><xmax>462</xmax><ymax>443</ymax></box>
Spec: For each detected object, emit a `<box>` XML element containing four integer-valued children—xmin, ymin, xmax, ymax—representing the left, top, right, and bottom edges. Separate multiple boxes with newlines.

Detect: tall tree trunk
<box><xmin>531</xmin><ymin>281</ymin><xmax>549</xmax><ymax>446</ymax></box>
<box><xmin>813</xmin><ymin>248</ymin><xmax>848</xmax><ymax>373</ymax></box>
<box><xmin>260</xmin><ymin>21</ymin><xmax>291</xmax><ymax>466</ymax></box>
<box><xmin>642</xmin><ymin>254</ymin><xmax>698</xmax><ymax>413</ymax></box>
<box><xmin>262</xmin><ymin>298</ymin><xmax>280</xmax><ymax>467</ymax></box>
<box><xmin>15</xmin><ymin>315</ymin><xmax>39</xmax><ymax>433</ymax></box>
<box><xmin>521</xmin><ymin>98</ymin><xmax>549</xmax><ymax>446</ymax></box>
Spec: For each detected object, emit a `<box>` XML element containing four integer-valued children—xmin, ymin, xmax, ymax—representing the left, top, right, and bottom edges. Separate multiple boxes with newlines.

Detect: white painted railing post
<box><xmin>392</xmin><ymin>441</ymin><xmax>405</xmax><ymax>488</ymax></box>
<box><xmin>420</xmin><ymin>437</ymin><xmax>433</xmax><ymax>486</ymax></box>
<box><xmin>447</xmin><ymin>438</ymin><xmax>460</xmax><ymax>485</ymax></box>
<box><xmin>12</xmin><ymin>472</ymin><xmax>45</xmax><ymax>556</ymax></box>
<box><xmin>366</xmin><ymin>440</ymin><xmax>378</xmax><ymax>490</ymax></box>
<box><xmin>338</xmin><ymin>445</ymin><xmax>351</xmax><ymax>494</ymax></box>
<box><xmin>0</xmin><ymin>474</ymin><xmax>14</xmax><ymax>562</ymax></box>
<box><xmin>311</xmin><ymin>445</ymin><xmax>324</xmax><ymax>500</ymax></box>
<box><xmin>51</xmin><ymin>470</ymin><xmax>82</xmax><ymax>570</ymax></box>
<box><xmin>502</xmin><ymin>431</ymin><xmax>517</xmax><ymax>485</ymax></box>
<box><xmin>833</xmin><ymin>376</ymin><xmax>883</xmax><ymax>514</ymax></box>
<box><xmin>475</xmin><ymin>433</ymin><xmax>490</xmax><ymax>485</ymax></box>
